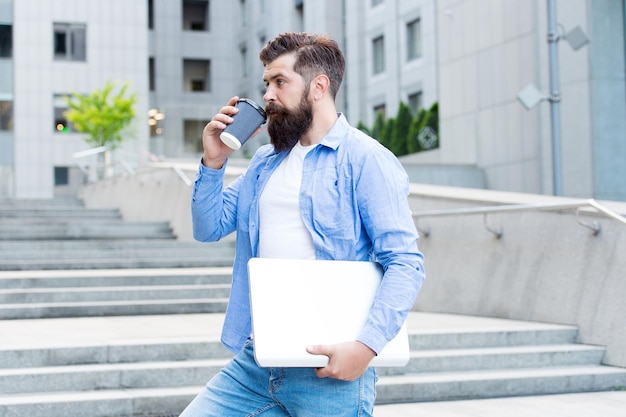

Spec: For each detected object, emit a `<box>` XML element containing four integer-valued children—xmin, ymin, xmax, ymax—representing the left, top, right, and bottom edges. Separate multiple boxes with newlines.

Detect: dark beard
<box><xmin>265</xmin><ymin>95</ymin><xmax>313</xmax><ymax>152</ymax></box>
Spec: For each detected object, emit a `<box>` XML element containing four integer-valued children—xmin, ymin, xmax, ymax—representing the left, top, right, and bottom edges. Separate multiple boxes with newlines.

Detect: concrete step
<box><xmin>0</xmin><ymin>256</ymin><xmax>236</xmax><ymax>271</ymax></box>
<box><xmin>376</xmin><ymin>365</ymin><xmax>626</xmax><ymax>404</ymax></box>
<box><xmin>379</xmin><ymin>344</ymin><xmax>606</xmax><ymax>376</ymax></box>
<box><xmin>0</xmin><ymin>359</ymin><xmax>228</xmax><ymax>394</ymax></box>
<box><xmin>0</xmin><ymin>386</ymin><xmax>202</xmax><ymax>417</ymax></box>
<box><xmin>0</xmin><ymin>284</ymin><xmax>232</xmax><ymax>303</ymax></box>
<box><xmin>0</xmin><ymin>221</ymin><xmax>174</xmax><ymax>239</ymax></box>
<box><xmin>0</xmin><ymin>298</ymin><xmax>230</xmax><ymax>319</ymax></box>
<box><xmin>0</xmin><ymin>245</ymin><xmax>233</xmax><ymax>260</ymax></box>
<box><xmin>0</xmin><ymin>198</ymin><xmax>85</xmax><ymax>208</ymax></box>
<box><xmin>0</xmin><ymin>338</ymin><xmax>231</xmax><ymax>369</ymax></box>
<box><xmin>0</xmin><ymin>239</ymin><xmax>219</xmax><ymax>251</ymax></box>
<box><xmin>0</xmin><ymin>208</ymin><xmax>122</xmax><ymax>219</ymax></box>
<box><xmin>407</xmin><ymin>325</ymin><xmax>579</xmax><ymax>350</ymax></box>
<box><xmin>0</xmin><ymin>268</ymin><xmax>233</xmax><ymax>289</ymax></box>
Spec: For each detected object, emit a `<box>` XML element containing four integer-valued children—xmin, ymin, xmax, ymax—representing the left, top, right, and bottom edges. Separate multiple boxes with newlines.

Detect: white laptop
<box><xmin>247</xmin><ymin>257</ymin><xmax>410</xmax><ymax>368</ymax></box>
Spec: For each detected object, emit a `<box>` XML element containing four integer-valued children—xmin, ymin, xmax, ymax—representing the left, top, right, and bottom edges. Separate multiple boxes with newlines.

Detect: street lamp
<box><xmin>148</xmin><ymin>108</ymin><xmax>165</xmax><ymax>136</ymax></box>
<box><xmin>517</xmin><ymin>0</ymin><xmax>589</xmax><ymax>196</ymax></box>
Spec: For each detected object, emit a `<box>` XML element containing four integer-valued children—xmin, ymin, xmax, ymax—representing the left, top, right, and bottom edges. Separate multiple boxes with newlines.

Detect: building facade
<box><xmin>1</xmin><ymin>0</ymin><xmax>150</xmax><ymax>198</ymax></box>
<box><xmin>410</xmin><ymin>0</ymin><xmax>626</xmax><ymax>200</ymax></box>
<box><xmin>1</xmin><ymin>0</ymin><xmax>624</xmax><ymax>201</ymax></box>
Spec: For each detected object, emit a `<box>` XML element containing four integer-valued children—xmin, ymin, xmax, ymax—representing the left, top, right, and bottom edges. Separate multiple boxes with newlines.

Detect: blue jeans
<box><xmin>179</xmin><ymin>340</ymin><xmax>378</xmax><ymax>417</ymax></box>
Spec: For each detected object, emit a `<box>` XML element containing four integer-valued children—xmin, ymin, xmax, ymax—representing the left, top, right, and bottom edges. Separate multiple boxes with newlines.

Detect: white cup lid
<box><xmin>219</xmin><ymin>132</ymin><xmax>242</xmax><ymax>150</ymax></box>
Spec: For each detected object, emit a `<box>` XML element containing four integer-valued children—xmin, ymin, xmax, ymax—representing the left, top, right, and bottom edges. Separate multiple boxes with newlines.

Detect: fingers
<box><xmin>200</xmin><ymin>96</ymin><xmax>240</xmax><ymax>169</ymax></box>
<box><xmin>307</xmin><ymin>345</ymin><xmax>332</xmax><ymax>378</ymax></box>
<box><xmin>206</xmin><ymin>96</ymin><xmax>240</xmax><ymax>132</ymax></box>
<box><xmin>306</xmin><ymin>344</ymin><xmax>330</xmax><ymax>356</ymax></box>
<box><xmin>308</xmin><ymin>342</ymin><xmax>375</xmax><ymax>381</ymax></box>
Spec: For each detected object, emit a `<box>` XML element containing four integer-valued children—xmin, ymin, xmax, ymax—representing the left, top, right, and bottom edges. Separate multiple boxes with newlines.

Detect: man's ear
<box><xmin>311</xmin><ymin>74</ymin><xmax>330</xmax><ymax>101</ymax></box>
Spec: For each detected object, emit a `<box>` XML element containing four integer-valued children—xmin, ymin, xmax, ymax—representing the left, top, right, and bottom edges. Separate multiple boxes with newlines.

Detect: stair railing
<box><xmin>412</xmin><ymin>199</ymin><xmax>626</xmax><ymax>238</ymax></box>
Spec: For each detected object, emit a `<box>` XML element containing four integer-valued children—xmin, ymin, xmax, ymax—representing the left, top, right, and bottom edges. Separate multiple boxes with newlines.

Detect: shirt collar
<box><xmin>319</xmin><ymin>113</ymin><xmax>349</xmax><ymax>150</ymax></box>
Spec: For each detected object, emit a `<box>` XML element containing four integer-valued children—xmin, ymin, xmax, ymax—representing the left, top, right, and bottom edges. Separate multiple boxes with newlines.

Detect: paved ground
<box><xmin>2</xmin><ymin>311</ymin><xmax>625</xmax><ymax>416</ymax></box>
<box><xmin>375</xmin><ymin>391</ymin><xmax>626</xmax><ymax>416</ymax></box>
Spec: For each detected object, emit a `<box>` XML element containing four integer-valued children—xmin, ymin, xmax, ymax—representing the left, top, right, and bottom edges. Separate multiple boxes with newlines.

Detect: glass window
<box><xmin>53</xmin><ymin>94</ymin><xmax>76</xmax><ymax>133</ymax></box>
<box><xmin>184</xmin><ymin>119</ymin><xmax>209</xmax><ymax>153</ymax></box>
<box><xmin>408</xmin><ymin>91</ymin><xmax>423</xmax><ymax>114</ymax></box>
<box><xmin>183</xmin><ymin>59</ymin><xmax>211</xmax><ymax>92</ymax></box>
<box><xmin>240</xmin><ymin>0</ymin><xmax>247</xmax><ymax>27</ymax></box>
<box><xmin>149</xmin><ymin>57</ymin><xmax>155</xmax><ymax>91</ymax></box>
<box><xmin>54</xmin><ymin>167</ymin><xmax>69</xmax><ymax>186</ymax></box>
<box><xmin>372</xmin><ymin>0</ymin><xmax>383</xmax><ymax>6</ymax></box>
<box><xmin>183</xmin><ymin>0</ymin><xmax>209</xmax><ymax>31</ymax></box>
<box><xmin>0</xmin><ymin>25</ymin><xmax>12</xmax><ymax>58</ymax></box>
<box><xmin>54</xmin><ymin>23</ymin><xmax>86</xmax><ymax>61</ymax></box>
<box><xmin>0</xmin><ymin>101</ymin><xmax>13</xmax><ymax>130</ymax></box>
<box><xmin>374</xmin><ymin>103</ymin><xmax>386</xmax><ymax>119</ymax></box>
<box><xmin>372</xmin><ymin>35</ymin><xmax>385</xmax><ymax>75</ymax></box>
<box><xmin>240</xmin><ymin>47</ymin><xmax>247</xmax><ymax>77</ymax></box>
<box><xmin>148</xmin><ymin>0</ymin><xmax>154</xmax><ymax>30</ymax></box>
<box><xmin>407</xmin><ymin>18</ymin><xmax>422</xmax><ymax>61</ymax></box>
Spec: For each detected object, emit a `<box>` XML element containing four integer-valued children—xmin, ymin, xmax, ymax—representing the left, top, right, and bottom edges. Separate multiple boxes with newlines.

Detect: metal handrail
<box><xmin>412</xmin><ymin>199</ymin><xmax>626</xmax><ymax>238</ymax></box>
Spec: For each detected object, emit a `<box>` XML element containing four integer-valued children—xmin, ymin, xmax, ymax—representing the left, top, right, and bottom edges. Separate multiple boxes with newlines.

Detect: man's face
<box><xmin>263</xmin><ymin>53</ymin><xmax>313</xmax><ymax>152</ymax></box>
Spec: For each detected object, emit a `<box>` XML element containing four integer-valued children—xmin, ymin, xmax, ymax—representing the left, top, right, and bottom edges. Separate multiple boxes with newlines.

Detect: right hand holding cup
<box><xmin>201</xmin><ymin>96</ymin><xmax>267</xmax><ymax>170</ymax></box>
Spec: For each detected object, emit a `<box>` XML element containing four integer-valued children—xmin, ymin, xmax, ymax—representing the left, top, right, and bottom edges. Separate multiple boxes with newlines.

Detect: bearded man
<box><xmin>183</xmin><ymin>32</ymin><xmax>425</xmax><ymax>417</ymax></box>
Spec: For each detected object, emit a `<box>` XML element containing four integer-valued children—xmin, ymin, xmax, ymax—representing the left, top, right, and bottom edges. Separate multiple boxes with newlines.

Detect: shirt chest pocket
<box><xmin>305</xmin><ymin>167</ymin><xmax>357</xmax><ymax>239</ymax></box>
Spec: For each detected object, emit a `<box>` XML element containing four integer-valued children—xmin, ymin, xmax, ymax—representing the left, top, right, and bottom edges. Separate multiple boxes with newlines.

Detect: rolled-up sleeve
<box><xmin>191</xmin><ymin>161</ymin><xmax>239</xmax><ymax>242</ymax></box>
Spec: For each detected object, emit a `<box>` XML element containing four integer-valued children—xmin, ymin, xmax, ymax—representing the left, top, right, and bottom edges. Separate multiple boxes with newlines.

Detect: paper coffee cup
<box><xmin>220</xmin><ymin>98</ymin><xmax>267</xmax><ymax>150</ymax></box>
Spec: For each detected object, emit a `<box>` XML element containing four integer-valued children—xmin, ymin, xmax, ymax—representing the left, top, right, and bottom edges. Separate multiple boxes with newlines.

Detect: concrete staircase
<box><xmin>0</xmin><ymin>197</ymin><xmax>236</xmax><ymax>319</ymax></box>
<box><xmin>1</xmin><ymin>313</ymin><xmax>625</xmax><ymax>417</ymax></box>
<box><xmin>0</xmin><ymin>197</ymin><xmax>236</xmax><ymax>271</ymax></box>
<box><xmin>0</xmin><ymin>268</ymin><xmax>232</xmax><ymax>319</ymax></box>
<box><xmin>0</xmin><ymin>197</ymin><xmax>625</xmax><ymax>416</ymax></box>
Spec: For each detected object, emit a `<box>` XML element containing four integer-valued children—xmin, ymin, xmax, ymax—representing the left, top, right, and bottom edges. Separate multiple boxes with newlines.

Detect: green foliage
<box><xmin>407</xmin><ymin>108</ymin><xmax>427</xmax><ymax>154</ymax></box>
<box><xmin>379</xmin><ymin>118</ymin><xmax>395</xmax><ymax>151</ymax></box>
<box><xmin>365</xmin><ymin>101</ymin><xmax>439</xmax><ymax>157</ymax></box>
<box><xmin>389</xmin><ymin>102</ymin><xmax>412</xmax><ymax>156</ymax></box>
<box><xmin>356</xmin><ymin>120</ymin><xmax>370</xmax><ymax>135</ymax></box>
<box><xmin>371</xmin><ymin>111</ymin><xmax>386</xmax><ymax>142</ymax></box>
<box><xmin>64</xmin><ymin>81</ymin><xmax>137</xmax><ymax>150</ymax></box>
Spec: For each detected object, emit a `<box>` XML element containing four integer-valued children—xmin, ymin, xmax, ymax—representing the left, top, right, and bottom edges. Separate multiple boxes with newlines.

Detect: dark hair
<box><xmin>259</xmin><ymin>32</ymin><xmax>345</xmax><ymax>99</ymax></box>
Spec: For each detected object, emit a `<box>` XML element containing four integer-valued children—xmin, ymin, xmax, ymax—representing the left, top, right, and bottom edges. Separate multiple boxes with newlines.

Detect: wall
<box><xmin>80</xmin><ymin>164</ymin><xmax>626</xmax><ymax>368</ymax></box>
<box><xmin>79</xmin><ymin>161</ymin><xmax>245</xmax><ymax>242</ymax></box>
<box><xmin>408</xmin><ymin>183</ymin><xmax>626</xmax><ymax>368</ymax></box>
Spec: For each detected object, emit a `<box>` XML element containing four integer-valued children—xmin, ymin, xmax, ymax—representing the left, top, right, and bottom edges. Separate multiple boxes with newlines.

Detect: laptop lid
<box><xmin>247</xmin><ymin>257</ymin><xmax>410</xmax><ymax>368</ymax></box>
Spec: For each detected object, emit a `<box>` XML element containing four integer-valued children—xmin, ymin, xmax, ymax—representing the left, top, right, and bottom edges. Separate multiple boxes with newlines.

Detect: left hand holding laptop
<box><xmin>307</xmin><ymin>341</ymin><xmax>377</xmax><ymax>381</ymax></box>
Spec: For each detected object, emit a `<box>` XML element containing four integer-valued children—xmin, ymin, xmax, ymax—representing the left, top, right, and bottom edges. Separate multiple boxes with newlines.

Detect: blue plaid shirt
<box><xmin>192</xmin><ymin>114</ymin><xmax>425</xmax><ymax>355</ymax></box>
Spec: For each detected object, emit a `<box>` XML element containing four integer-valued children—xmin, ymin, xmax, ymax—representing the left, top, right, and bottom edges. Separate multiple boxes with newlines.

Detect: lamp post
<box><xmin>517</xmin><ymin>1</ymin><xmax>589</xmax><ymax>196</ymax></box>
<box><xmin>547</xmin><ymin>0</ymin><xmax>563</xmax><ymax>196</ymax></box>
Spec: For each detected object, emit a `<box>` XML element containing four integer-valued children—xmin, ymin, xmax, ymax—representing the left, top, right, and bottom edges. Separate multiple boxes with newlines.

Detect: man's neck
<box><xmin>300</xmin><ymin>106</ymin><xmax>339</xmax><ymax>147</ymax></box>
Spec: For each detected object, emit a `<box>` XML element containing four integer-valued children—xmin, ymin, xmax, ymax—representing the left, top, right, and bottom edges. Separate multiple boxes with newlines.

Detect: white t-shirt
<box><xmin>258</xmin><ymin>142</ymin><xmax>318</xmax><ymax>259</ymax></box>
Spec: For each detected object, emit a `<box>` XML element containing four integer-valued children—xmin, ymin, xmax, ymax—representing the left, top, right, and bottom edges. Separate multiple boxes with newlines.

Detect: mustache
<box><xmin>265</xmin><ymin>102</ymin><xmax>287</xmax><ymax>115</ymax></box>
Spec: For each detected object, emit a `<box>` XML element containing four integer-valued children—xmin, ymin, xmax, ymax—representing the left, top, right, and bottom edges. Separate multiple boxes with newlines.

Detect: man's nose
<box><xmin>263</xmin><ymin>86</ymin><xmax>275</xmax><ymax>103</ymax></box>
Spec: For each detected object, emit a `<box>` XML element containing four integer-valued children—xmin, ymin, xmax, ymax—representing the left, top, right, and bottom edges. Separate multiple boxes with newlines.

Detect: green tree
<box><xmin>356</xmin><ymin>120</ymin><xmax>370</xmax><ymax>135</ymax></box>
<box><xmin>407</xmin><ymin>108</ymin><xmax>427</xmax><ymax>154</ymax></box>
<box><xmin>390</xmin><ymin>102</ymin><xmax>412</xmax><ymax>156</ymax></box>
<box><xmin>379</xmin><ymin>117</ymin><xmax>395</xmax><ymax>151</ymax></box>
<box><xmin>371</xmin><ymin>111</ymin><xmax>386</xmax><ymax>141</ymax></box>
<box><xmin>64</xmin><ymin>81</ymin><xmax>137</xmax><ymax>150</ymax></box>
